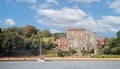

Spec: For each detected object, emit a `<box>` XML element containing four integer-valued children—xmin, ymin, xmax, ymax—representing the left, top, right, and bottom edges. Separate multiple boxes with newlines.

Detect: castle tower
<box><xmin>67</xmin><ymin>28</ymin><xmax>86</xmax><ymax>51</ymax></box>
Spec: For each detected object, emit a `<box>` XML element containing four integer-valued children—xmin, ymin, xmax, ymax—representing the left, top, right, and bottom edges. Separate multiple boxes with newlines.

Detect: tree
<box><xmin>102</xmin><ymin>31</ymin><xmax>120</xmax><ymax>55</ymax></box>
<box><xmin>24</xmin><ymin>38</ymin><xmax>32</xmax><ymax>50</ymax></box>
<box><xmin>52</xmin><ymin>33</ymin><xmax>66</xmax><ymax>40</ymax></box>
<box><xmin>0</xmin><ymin>28</ymin><xmax>3</xmax><ymax>46</ymax></box>
<box><xmin>108</xmin><ymin>31</ymin><xmax>120</xmax><ymax>48</ymax></box>
<box><xmin>57</xmin><ymin>50</ymin><xmax>64</xmax><ymax>57</ymax></box>
<box><xmin>22</xmin><ymin>25</ymin><xmax>37</xmax><ymax>37</ymax></box>
<box><xmin>45</xmin><ymin>40</ymin><xmax>56</xmax><ymax>50</ymax></box>
<box><xmin>111</xmin><ymin>47</ymin><xmax>120</xmax><ymax>55</ymax></box>
<box><xmin>7</xmin><ymin>27</ymin><xmax>22</xmax><ymax>35</ymax></box>
<box><xmin>30</xmin><ymin>36</ymin><xmax>40</xmax><ymax>55</ymax></box>
<box><xmin>117</xmin><ymin>31</ymin><xmax>120</xmax><ymax>38</ymax></box>
<box><xmin>42</xmin><ymin>29</ymin><xmax>51</xmax><ymax>38</ymax></box>
<box><xmin>102</xmin><ymin>46</ymin><xmax>111</xmax><ymax>54</ymax></box>
<box><xmin>2</xmin><ymin>31</ymin><xmax>23</xmax><ymax>56</ymax></box>
<box><xmin>42</xmin><ymin>37</ymin><xmax>56</xmax><ymax>50</ymax></box>
<box><xmin>108</xmin><ymin>38</ymin><xmax>116</xmax><ymax>48</ymax></box>
<box><xmin>115</xmin><ymin>31</ymin><xmax>120</xmax><ymax>47</ymax></box>
<box><xmin>0</xmin><ymin>28</ymin><xmax>4</xmax><ymax>56</ymax></box>
<box><xmin>0</xmin><ymin>25</ymin><xmax>59</xmax><ymax>56</ymax></box>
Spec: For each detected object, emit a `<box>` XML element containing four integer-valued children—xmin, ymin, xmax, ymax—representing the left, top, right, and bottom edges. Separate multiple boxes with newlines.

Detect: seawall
<box><xmin>0</xmin><ymin>57</ymin><xmax>120</xmax><ymax>61</ymax></box>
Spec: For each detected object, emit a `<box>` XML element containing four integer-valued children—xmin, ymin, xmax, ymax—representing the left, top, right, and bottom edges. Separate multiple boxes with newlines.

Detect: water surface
<box><xmin>0</xmin><ymin>60</ymin><xmax>120</xmax><ymax>69</ymax></box>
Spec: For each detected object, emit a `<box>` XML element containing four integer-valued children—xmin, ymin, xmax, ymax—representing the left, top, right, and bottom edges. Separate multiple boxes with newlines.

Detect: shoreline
<box><xmin>0</xmin><ymin>57</ymin><xmax>120</xmax><ymax>61</ymax></box>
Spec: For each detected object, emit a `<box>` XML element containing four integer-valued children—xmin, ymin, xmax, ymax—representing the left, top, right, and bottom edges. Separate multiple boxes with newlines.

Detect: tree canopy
<box><xmin>103</xmin><ymin>31</ymin><xmax>120</xmax><ymax>55</ymax></box>
<box><xmin>0</xmin><ymin>25</ymin><xmax>65</xmax><ymax>56</ymax></box>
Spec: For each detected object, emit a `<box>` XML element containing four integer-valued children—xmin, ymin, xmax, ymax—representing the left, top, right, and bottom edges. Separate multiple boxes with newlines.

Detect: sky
<box><xmin>0</xmin><ymin>0</ymin><xmax>120</xmax><ymax>37</ymax></box>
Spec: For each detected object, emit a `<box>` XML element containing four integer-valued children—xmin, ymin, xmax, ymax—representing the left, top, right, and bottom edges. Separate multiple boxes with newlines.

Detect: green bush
<box><xmin>111</xmin><ymin>47</ymin><xmax>120</xmax><ymax>55</ymax></box>
<box><xmin>102</xmin><ymin>46</ymin><xmax>111</xmax><ymax>54</ymax></box>
<box><xmin>92</xmin><ymin>54</ymin><xmax>120</xmax><ymax>58</ymax></box>
<box><xmin>81</xmin><ymin>49</ymin><xmax>94</xmax><ymax>55</ymax></box>
<box><xmin>88</xmin><ymin>49</ymin><xmax>94</xmax><ymax>54</ymax></box>
<box><xmin>57</xmin><ymin>50</ymin><xmax>64</xmax><ymax>57</ymax></box>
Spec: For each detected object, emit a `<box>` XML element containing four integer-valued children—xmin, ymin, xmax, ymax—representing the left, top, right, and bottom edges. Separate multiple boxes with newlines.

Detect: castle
<box><xmin>56</xmin><ymin>28</ymin><xmax>96</xmax><ymax>51</ymax></box>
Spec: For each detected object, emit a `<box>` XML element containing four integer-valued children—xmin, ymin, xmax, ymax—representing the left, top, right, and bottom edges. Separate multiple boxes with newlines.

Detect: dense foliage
<box><xmin>92</xmin><ymin>54</ymin><xmax>120</xmax><ymax>58</ymax></box>
<box><xmin>57</xmin><ymin>49</ymin><xmax>76</xmax><ymax>57</ymax></box>
<box><xmin>101</xmin><ymin>31</ymin><xmax>120</xmax><ymax>55</ymax></box>
<box><xmin>52</xmin><ymin>33</ymin><xmax>66</xmax><ymax>40</ymax></box>
<box><xmin>81</xmin><ymin>49</ymin><xmax>94</xmax><ymax>55</ymax></box>
<box><xmin>0</xmin><ymin>25</ymin><xmax>66</xmax><ymax>57</ymax></box>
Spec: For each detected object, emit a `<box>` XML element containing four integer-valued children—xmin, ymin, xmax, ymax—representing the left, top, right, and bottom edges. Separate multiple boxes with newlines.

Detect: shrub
<box><xmin>111</xmin><ymin>47</ymin><xmax>120</xmax><ymax>55</ymax></box>
<box><xmin>57</xmin><ymin>50</ymin><xmax>64</xmax><ymax>57</ymax></box>
<box><xmin>92</xmin><ymin>54</ymin><xmax>120</xmax><ymax>58</ymax></box>
<box><xmin>102</xmin><ymin>46</ymin><xmax>111</xmax><ymax>54</ymax></box>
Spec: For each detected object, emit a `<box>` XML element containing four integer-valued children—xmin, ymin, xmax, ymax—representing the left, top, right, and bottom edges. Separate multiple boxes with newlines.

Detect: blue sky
<box><xmin>0</xmin><ymin>0</ymin><xmax>120</xmax><ymax>37</ymax></box>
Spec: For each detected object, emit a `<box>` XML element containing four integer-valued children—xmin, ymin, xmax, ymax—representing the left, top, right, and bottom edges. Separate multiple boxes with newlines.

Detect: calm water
<box><xmin>0</xmin><ymin>60</ymin><xmax>120</xmax><ymax>69</ymax></box>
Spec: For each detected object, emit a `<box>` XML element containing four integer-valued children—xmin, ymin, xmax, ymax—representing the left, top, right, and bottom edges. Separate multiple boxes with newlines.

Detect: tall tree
<box><xmin>42</xmin><ymin>29</ymin><xmax>51</xmax><ymax>37</ymax></box>
<box><xmin>2</xmin><ymin>30</ymin><xmax>23</xmax><ymax>56</ymax></box>
<box><xmin>108</xmin><ymin>31</ymin><xmax>120</xmax><ymax>48</ymax></box>
<box><xmin>7</xmin><ymin>27</ymin><xmax>22</xmax><ymax>35</ymax></box>
<box><xmin>22</xmin><ymin>25</ymin><xmax>37</xmax><ymax>37</ymax></box>
<box><xmin>116</xmin><ymin>31</ymin><xmax>120</xmax><ymax>46</ymax></box>
<box><xmin>0</xmin><ymin>28</ymin><xmax>3</xmax><ymax>46</ymax></box>
<box><xmin>52</xmin><ymin>33</ymin><xmax>66</xmax><ymax>40</ymax></box>
<box><xmin>117</xmin><ymin>31</ymin><xmax>120</xmax><ymax>38</ymax></box>
<box><xmin>0</xmin><ymin>28</ymin><xmax>4</xmax><ymax>56</ymax></box>
<box><xmin>106</xmin><ymin>31</ymin><xmax>120</xmax><ymax>55</ymax></box>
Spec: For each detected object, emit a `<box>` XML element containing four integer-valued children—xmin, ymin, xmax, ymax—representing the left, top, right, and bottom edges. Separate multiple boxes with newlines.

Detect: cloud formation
<box><xmin>70</xmin><ymin>0</ymin><xmax>100</xmax><ymax>3</ymax></box>
<box><xmin>5</xmin><ymin>19</ymin><xmax>15</xmax><ymax>26</ymax></box>
<box><xmin>50</xmin><ymin>29</ymin><xmax>62</xmax><ymax>34</ymax></box>
<box><xmin>35</xmin><ymin>7</ymin><xmax>120</xmax><ymax>33</ymax></box>
<box><xmin>108</xmin><ymin>0</ymin><xmax>120</xmax><ymax>13</ymax></box>
<box><xmin>36</xmin><ymin>8</ymin><xmax>87</xmax><ymax>27</ymax></box>
<box><xmin>28</xmin><ymin>0</ymin><xmax>120</xmax><ymax>34</ymax></box>
<box><xmin>97</xmin><ymin>16</ymin><xmax>120</xmax><ymax>32</ymax></box>
<box><xmin>46</xmin><ymin>0</ymin><xmax>58</xmax><ymax>5</ymax></box>
<box><xmin>17</xmin><ymin>0</ymin><xmax>37</xmax><ymax>3</ymax></box>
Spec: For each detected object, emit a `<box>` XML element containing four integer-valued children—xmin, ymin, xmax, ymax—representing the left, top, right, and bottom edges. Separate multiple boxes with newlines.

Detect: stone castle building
<box><xmin>55</xmin><ymin>37</ymin><xmax>68</xmax><ymax>51</ymax></box>
<box><xmin>96</xmin><ymin>37</ymin><xmax>108</xmax><ymax>47</ymax></box>
<box><xmin>55</xmin><ymin>27</ymin><xmax>96</xmax><ymax>51</ymax></box>
<box><xmin>67</xmin><ymin>28</ymin><xmax>96</xmax><ymax>51</ymax></box>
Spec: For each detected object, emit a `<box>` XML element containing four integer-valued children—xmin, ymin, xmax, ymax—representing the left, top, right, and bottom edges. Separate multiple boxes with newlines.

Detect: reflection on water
<box><xmin>0</xmin><ymin>60</ymin><xmax>120</xmax><ymax>69</ymax></box>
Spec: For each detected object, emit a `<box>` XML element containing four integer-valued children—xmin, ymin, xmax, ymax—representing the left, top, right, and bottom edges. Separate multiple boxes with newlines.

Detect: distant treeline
<box><xmin>0</xmin><ymin>25</ymin><xmax>66</xmax><ymax>57</ymax></box>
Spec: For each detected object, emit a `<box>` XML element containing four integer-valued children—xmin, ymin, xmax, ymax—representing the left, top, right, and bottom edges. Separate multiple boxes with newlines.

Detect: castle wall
<box><xmin>67</xmin><ymin>28</ymin><xmax>96</xmax><ymax>51</ymax></box>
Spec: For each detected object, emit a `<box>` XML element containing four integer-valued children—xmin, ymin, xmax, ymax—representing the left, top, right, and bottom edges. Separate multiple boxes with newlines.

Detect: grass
<box><xmin>92</xmin><ymin>54</ymin><xmax>120</xmax><ymax>58</ymax></box>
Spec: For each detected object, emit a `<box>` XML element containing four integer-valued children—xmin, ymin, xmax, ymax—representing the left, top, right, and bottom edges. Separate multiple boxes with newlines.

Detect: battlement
<box><xmin>67</xmin><ymin>28</ymin><xmax>85</xmax><ymax>31</ymax></box>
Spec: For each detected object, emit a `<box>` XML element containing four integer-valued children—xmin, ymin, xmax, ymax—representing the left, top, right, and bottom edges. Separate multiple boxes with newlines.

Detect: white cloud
<box><xmin>70</xmin><ymin>0</ymin><xmax>100</xmax><ymax>3</ymax></box>
<box><xmin>96</xmin><ymin>16</ymin><xmax>120</xmax><ymax>32</ymax></box>
<box><xmin>46</xmin><ymin>0</ymin><xmax>58</xmax><ymax>5</ymax></box>
<box><xmin>36</xmin><ymin>8</ymin><xmax>87</xmax><ymax>27</ymax></box>
<box><xmin>30</xmin><ymin>3</ymin><xmax>49</xmax><ymax>10</ymax></box>
<box><xmin>110</xmin><ymin>28</ymin><xmax>119</xmax><ymax>32</ymax></box>
<box><xmin>17</xmin><ymin>0</ymin><xmax>37</xmax><ymax>3</ymax></box>
<box><xmin>108</xmin><ymin>0</ymin><xmax>120</xmax><ymax>13</ymax></box>
<box><xmin>5</xmin><ymin>19</ymin><xmax>15</xmax><ymax>26</ymax></box>
<box><xmin>37</xmin><ymin>7</ymin><xmax>86</xmax><ymax>21</ymax></box>
<box><xmin>99</xmin><ymin>16</ymin><xmax>120</xmax><ymax>25</ymax></box>
<box><xmin>33</xmin><ymin>6</ymin><xmax>120</xmax><ymax>33</ymax></box>
<box><xmin>50</xmin><ymin>29</ymin><xmax>62</xmax><ymax>34</ymax></box>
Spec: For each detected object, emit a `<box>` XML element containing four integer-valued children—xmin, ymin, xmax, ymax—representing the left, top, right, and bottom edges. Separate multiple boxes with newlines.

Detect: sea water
<box><xmin>0</xmin><ymin>60</ymin><xmax>120</xmax><ymax>69</ymax></box>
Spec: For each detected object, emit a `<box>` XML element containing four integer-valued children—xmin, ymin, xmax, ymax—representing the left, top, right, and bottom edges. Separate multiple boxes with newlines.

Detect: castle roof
<box><xmin>67</xmin><ymin>28</ymin><xmax>85</xmax><ymax>31</ymax></box>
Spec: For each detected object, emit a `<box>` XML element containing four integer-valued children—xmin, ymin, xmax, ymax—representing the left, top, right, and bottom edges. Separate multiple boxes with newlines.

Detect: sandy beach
<box><xmin>0</xmin><ymin>57</ymin><xmax>120</xmax><ymax>61</ymax></box>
